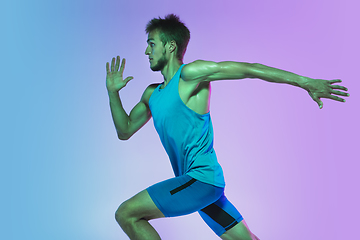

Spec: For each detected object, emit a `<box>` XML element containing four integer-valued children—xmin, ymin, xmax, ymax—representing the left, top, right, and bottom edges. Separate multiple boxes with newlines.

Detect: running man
<box><xmin>106</xmin><ymin>14</ymin><xmax>349</xmax><ymax>240</ymax></box>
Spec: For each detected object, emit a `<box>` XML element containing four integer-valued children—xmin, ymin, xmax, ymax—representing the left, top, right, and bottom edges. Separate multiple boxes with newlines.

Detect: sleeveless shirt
<box><xmin>149</xmin><ymin>64</ymin><xmax>225</xmax><ymax>187</ymax></box>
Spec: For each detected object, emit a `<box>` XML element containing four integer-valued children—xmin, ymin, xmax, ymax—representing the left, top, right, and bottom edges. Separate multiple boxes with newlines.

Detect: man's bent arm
<box><xmin>108</xmin><ymin>89</ymin><xmax>152</xmax><ymax>140</ymax></box>
<box><xmin>106</xmin><ymin>56</ymin><xmax>152</xmax><ymax>140</ymax></box>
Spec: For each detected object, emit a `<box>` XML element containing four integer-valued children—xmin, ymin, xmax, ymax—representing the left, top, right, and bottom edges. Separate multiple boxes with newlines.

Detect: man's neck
<box><xmin>161</xmin><ymin>58</ymin><xmax>183</xmax><ymax>86</ymax></box>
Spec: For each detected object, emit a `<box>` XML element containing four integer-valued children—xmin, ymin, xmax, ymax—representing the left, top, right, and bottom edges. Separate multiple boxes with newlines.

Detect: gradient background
<box><xmin>1</xmin><ymin>0</ymin><xmax>359</xmax><ymax>239</ymax></box>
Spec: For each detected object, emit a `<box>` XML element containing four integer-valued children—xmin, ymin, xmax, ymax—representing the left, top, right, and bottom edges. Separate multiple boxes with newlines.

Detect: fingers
<box><xmin>311</xmin><ymin>91</ymin><xmax>347</xmax><ymax>109</ymax></box>
<box><xmin>331</xmin><ymin>84</ymin><xmax>348</xmax><ymax>91</ymax></box>
<box><xmin>331</xmin><ymin>89</ymin><xmax>350</xmax><ymax>97</ymax></box>
<box><xmin>309</xmin><ymin>92</ymin><xmax>323</xmax><ymax>109</ymax></box>
<box><xmin>329</xmin><ymin>79</ymin><xmax>342</xmax><ymax>84</ymax></box>
<box><xmin>315</xmin><ymin>97</ymin><xmax>323</xmax><ymax>109</ymax></box>
<box><xmin>308</xmin><ymin>79</ymin><xmax>349</xmax><ymax>109</ymax></box>
<box><xmin>120</xmin><ymin>58</ymin><xmax>126</xmax><ymax>75</ymax></box>
<box><xmin>326</xmin><ymin>79</ymin><xmax>349</xmax><ymax>102</ymax></box>
<box><xmin>329</xmin><ymin>80</ymin><xmax>349</xmax><ymax>96</ymax></box>
<box><xmin>111</xmin><ymin>57</ymin><xmax>115</xmax><ymax>72</ymax></box>
<box><xmin>328</xmin><ymin>95</ymin><xmax>346</xmax><ymax>102</ymax></box>
<box><xmin>124</xmin><ymin>76</ymin><xmax>134</xmax><ymax>84</ymax></box>
<box><xmin>115</xmin><ymin>56</ymin><xmax>120</xmax><ymax>71</ymax></box>
<box><xmin>107</xmin><ymin>56</ymin><xmax>125</xmax><ymax>73</ymax></box>
<box><xmin>106</xmin><ymin>62</ymin><xmax>110</xmax><ymax>74</ymax></box>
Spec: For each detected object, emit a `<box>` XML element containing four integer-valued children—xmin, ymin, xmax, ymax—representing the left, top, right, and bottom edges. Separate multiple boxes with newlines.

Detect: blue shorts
<box><xmin>147</xmin><ymin>174</ymin><xmax>243</xmax><ymax>236</ymax></box>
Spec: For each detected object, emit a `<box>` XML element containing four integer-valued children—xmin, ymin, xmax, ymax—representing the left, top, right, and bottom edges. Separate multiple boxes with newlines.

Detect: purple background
<box><xmin>2</xmin><ymin>0</ymin><xmax>359</xmax><ymax>239</ymax></box>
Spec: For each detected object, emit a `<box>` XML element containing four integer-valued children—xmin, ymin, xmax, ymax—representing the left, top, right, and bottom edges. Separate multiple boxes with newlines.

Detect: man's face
<box><xmin>145</xmin><ymin>30</ymin><xmax>168</xmax><ymax>71</ymax></box>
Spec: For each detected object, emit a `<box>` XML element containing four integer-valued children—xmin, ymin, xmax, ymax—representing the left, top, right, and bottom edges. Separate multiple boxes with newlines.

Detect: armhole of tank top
<box><xmin>149</xmin><ymin>84</ymin><xmax>161</xmax><ymax>105</ymax></box>
<box><xmin>177</xmin><ymin>64</ymin><xmax>210</xmax><ymax>117</ymax></box>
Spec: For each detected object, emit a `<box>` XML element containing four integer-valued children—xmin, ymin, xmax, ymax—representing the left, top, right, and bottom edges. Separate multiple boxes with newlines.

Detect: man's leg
<box><xmin>220</xmin><ymin>220</ymin><xmax>260</xmax><ymax>240</ymax></box>
<box><xmin>115</xmin><ymin>189</ymin><xmax>165</xmax><ymax>240</ymax></box>
<box><xmin>116</xmin><ymin>175</ymin><xmax>224</xmax><ymax>239</ymax></box>
<box><xmin>199</xmin><ymin>193</ymin><xmax>260</xmax><ymax>240</ymax></box>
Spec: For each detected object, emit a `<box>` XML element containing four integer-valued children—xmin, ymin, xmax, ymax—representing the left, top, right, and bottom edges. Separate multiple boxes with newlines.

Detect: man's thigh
<box><xmin>147</xmin><ymin>174</ymin><xmax>224</xmax><ymax>218</ymax></box>
<box><xmin>199</xmin><ymin>193</ymin><xmax>244</xmax><ymax>237</ymax></box>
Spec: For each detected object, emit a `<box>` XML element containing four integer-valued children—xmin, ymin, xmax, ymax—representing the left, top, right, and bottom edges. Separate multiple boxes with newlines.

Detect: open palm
<box><xmin>106</xmin><ymin>56</ymin><xmax>133</xmax><ymax>93</ymax></box>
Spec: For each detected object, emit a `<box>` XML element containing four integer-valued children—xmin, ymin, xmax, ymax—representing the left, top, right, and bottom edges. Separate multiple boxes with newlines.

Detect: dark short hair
<box><xmin>146</xmin><ymin>14</ymin><xmax>190</xmax><ymax>61</ymax></box>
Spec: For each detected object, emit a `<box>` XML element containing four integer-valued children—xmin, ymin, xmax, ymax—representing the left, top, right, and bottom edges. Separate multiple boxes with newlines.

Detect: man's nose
<box><xmin>145</xmin><ymin>46</ymin><xmax>150</xmax><ymax>55</ymax></box>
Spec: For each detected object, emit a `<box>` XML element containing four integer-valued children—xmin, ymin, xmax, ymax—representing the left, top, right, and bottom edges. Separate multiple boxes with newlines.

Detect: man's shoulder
<box><xmin>181</xmin><ymin>60</ymin><xmax>217</xmax><ymax>82</ymax></box>
<box><xmin>145</xmin><ymin>83</ymin><xmax>161</xmax><ymax>93</ymax></box>
<box><xmin>141</xmin><ymin>83</ymin><xmax>161</xmax><ymax>104</ymax></box>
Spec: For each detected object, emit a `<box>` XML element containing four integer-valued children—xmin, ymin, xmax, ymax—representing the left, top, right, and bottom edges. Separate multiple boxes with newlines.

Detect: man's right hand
<box><xmin>106</xmin><ymin>56</ymin><xmax>134</xmax><ymax>93</ymax></box>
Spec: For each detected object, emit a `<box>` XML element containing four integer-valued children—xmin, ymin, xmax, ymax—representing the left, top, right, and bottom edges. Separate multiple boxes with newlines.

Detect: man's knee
<box><xmin>115</xmin><ymin>189</ymin><xmax>164</xmax><ymax>227</ymax></box>
<box><xmin>115</xmin><ymin>200</ymin><xmax>134</xmax><ymax>226</ymax></box>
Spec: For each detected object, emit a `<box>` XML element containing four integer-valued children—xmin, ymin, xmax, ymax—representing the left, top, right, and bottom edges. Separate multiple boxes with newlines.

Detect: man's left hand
<box><xmin>305</xmin><ymin>79</ymin><xmax>349</xmax><ymax>109</ymax></box>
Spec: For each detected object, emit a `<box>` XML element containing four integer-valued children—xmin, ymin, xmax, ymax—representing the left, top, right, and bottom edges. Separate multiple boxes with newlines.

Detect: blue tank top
<box><xmin>149</xmin><ymin>64</ymin><xmax>225</xmax><ymax>187</ymax></box>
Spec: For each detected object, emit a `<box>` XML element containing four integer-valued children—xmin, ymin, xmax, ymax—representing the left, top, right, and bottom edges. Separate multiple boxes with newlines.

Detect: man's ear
<box><xmin>169</xmin><ymin>40</ymin><xmax>177</xmax><ymax>53</ymax></box>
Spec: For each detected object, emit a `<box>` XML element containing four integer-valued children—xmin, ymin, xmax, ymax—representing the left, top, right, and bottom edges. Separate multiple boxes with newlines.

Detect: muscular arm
<box><xmin>106</xmin><ymin>56</ymin><xmax>154</xmax><ymax>140</ymax></box>
<box><xmin>181</xmin><ymin>60</ymin><xmax>349</xmax><ymax>108</ymax></box>
<box><xmin>108</xmin><ymin>87</ymin><xmax>152</xmax><ymax>140</ymax></box>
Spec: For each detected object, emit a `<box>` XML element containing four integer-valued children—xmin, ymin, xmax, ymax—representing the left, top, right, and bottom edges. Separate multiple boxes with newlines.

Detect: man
<box><xmin>106</xmin><ymin>14</ymin><xmax>349</xmax><ymax>240</ymax></box>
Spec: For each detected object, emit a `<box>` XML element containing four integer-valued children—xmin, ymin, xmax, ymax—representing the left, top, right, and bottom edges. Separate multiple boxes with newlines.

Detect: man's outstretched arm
<box><xmin>181</xmin><ymin>60</ymin><xmax>349</xmax><ymax>109</ymax></box>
